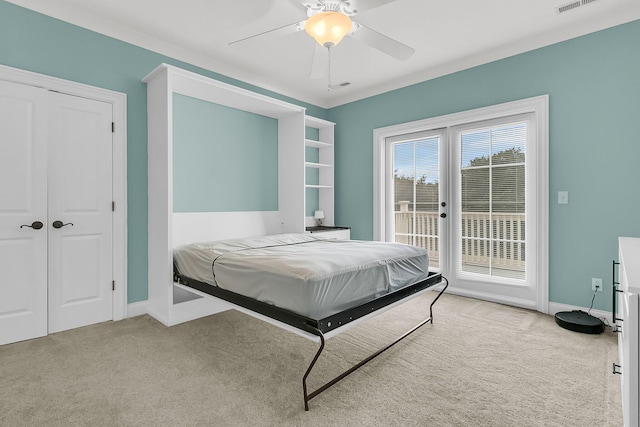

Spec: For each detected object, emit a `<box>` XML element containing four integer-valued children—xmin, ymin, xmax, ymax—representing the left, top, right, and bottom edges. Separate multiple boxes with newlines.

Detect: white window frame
<box><xmin>373</xmin><ymin>95</ymin><xmax>549</xmax><ymax>313</ymax></box>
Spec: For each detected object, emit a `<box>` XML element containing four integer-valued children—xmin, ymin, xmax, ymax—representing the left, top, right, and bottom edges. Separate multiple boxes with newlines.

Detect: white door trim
<box><xmin>373</xmin><ymin>95</ymin><xmax>548</xmax><ymax>313</ymax></box>
<box><xmin>0</xmin><ymin>64</ymin><xmax>128</xmax><ymax>321</ymax></box>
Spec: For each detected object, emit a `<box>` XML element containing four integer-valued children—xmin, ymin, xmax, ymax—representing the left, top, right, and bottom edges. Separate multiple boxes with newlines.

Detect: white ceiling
<box><xmin>7</xmin><ymin>0</ymin><xmax>640</xmax><ymax>108</ymax></box>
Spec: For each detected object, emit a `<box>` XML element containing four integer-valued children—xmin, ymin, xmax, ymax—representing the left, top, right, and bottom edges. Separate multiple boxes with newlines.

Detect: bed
<box><xmin>173</xmin><ymin>233</ymin><xmax>447</xmax><ymax>410</ymax></box>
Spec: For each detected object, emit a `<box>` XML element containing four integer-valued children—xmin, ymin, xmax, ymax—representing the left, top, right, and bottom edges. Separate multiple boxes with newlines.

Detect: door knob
<box><xmin>20</xmin><ymin>221</ymin><xmax>44</xmax><ymax>229</ymax></box>
<box><xmin>52</xmin><ymin>220</ymin><xmax>74</xmax><ymax>229</ymax></box>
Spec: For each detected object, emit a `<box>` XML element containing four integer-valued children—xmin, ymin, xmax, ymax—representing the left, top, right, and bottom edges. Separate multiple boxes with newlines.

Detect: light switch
<box><xmin>558</xmin><ymin>191</ymin><xmax>569</xmax><ymax>204</ymax></box>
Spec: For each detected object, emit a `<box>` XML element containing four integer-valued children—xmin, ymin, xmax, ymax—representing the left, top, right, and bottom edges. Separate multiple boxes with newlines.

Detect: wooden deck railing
<box><xmin>394</xmin><ymin>210</ymin><xmax>525</xmax><ymax>272</ymax></box>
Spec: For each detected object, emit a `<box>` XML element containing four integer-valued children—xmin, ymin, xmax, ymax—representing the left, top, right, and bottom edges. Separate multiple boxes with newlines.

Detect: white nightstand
<box><xmin>305</xmin><ymin>226</ymin><xmax>351</xmax><ymax>240</ymax></box>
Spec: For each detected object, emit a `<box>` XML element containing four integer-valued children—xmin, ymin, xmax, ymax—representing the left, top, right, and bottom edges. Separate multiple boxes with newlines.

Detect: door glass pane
<box><xmin>460</xmin><ymin>122</ymin><xmax>526</xmax><ymax>280</ymax></box>
<box><xmin>393</xmin><ymin>136</ymin><xmax>439</xmax><ymax>269</ymax></box>
<box><xmin>393</xmin><ymin>142</ymin><xmax>415</xmax><ymax>247</ymax></box>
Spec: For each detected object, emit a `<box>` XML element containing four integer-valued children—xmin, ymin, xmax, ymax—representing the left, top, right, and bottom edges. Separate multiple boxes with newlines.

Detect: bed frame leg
<box><xmin>302</xmin><ymin>328</ymin><xmax>325</xmax><ymax>411</ymax></box>
<box><xmin>429</xmin><ymin>276</ymin><xmax>448</xmax><ymax>320</ymax></box>
<box><xmin>301</xmin><ymin>275</ymin><xmax>449</xmax><ymax>411</ymax></box>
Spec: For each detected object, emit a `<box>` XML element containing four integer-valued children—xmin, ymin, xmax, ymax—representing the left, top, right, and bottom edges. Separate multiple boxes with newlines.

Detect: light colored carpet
<box><xmin>0</xmin><ymin>292</ymin><xmax>621</xmax><ymax>427</ymax></box>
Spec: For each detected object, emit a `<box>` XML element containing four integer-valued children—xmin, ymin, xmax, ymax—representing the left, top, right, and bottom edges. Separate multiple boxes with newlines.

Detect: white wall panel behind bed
<box><xmin>172</xmin><ymin>211</ymin><xmax>285</xmax><ymax>246</ymax></box>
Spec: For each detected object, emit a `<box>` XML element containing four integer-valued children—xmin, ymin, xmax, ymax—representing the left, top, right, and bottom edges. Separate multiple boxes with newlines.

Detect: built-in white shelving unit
<box><xmin>143</xmin><ymin>64</ymin><xmax>336</xmax><ymax>326</ymax></box>
<box><xmin>304</xmin><ymin>116</ymin><xmax>335</xmax><ymax>227</ymax></box>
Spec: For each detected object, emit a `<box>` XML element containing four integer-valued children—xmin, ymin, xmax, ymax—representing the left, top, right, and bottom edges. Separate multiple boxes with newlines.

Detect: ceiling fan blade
<box><xmin>350</xmin><ymin>23</ymin><xmax>415</xmax><ymax>60</ymax></box>
<box><xmin>351</xmin><ymin>0</ymin><xmax>397</xmax><ymax>14</ymax></box>
<box><xmin>229</xmin><ymin>21</ymin><xmax>305</xmax><ymax>46</ymax></box>
<box><xmin>297</xmin><ymin>1</ymin><xmax>324</xmax><ymax>14</ymax></box>
<box><xmin>309</xmin><ymin>44</ymin><xmax>328</xmax><ymax>79</ymax></box>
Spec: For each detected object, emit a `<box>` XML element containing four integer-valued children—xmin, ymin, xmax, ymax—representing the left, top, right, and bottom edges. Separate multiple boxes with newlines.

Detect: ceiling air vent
<box><xmin>556</xmin><ymin>0</ymin><xmax>600</xmax><ymax>13</ymax></box>
<box><xmin>557</xmin><ymin>1</ymin><xmax>581</xmax><ymax>13</ymax></box>
<box><xmin>328</xmin><ymin>82</ymin><xmax>350</xmax><ymax>91</ymax></box>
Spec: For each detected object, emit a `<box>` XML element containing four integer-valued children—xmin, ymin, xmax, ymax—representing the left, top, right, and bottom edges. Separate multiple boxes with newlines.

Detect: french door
<box><xmin>449</xmin><ymin>114</ymin><xmax>539</xmax><ymax>306</ymax></box>
<box><xmin>378</xmin><ymin>97</ymin><xmax>548</xmax><ymax>310</ymax></box>
<box><xmin>387</xmin><ymin>130</ymin><xmax>447</xmax><ymax>272</ymax></box>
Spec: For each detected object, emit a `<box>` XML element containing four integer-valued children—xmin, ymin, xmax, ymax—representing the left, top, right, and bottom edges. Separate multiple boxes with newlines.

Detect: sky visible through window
<box><xmin>393</xmin><ymin>137</ymin><xmax>439</xmax><ymax>185</ymax></box>
<box><xmin>461</xmin><ymin>123</ymin><xmax>526</xmax><ymax>168</ymax></box>
<box><xmin>393</xmin><ymin>123</ymin><xmax>526</xmax><ymax>182</ymax></box>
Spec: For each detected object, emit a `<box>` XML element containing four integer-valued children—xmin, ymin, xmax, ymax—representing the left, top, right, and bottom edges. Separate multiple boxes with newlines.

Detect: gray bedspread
<box><xmin>173</xmin><ymin>233</ymin><xmax>430</xmax><ymax>319</ymax></box>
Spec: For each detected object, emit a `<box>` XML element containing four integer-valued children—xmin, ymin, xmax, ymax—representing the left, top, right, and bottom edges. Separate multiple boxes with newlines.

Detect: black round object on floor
<box><xmin>555</xmin><ymin>310</ymin><xmax>604</xmax><ymax>334</ymax></box>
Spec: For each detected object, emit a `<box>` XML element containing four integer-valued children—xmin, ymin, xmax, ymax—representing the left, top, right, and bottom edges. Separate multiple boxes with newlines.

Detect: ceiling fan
<box><xmin>229</xmin><ymin>0</ymin><xmax>415</xmax><ymax>85</ymax></box>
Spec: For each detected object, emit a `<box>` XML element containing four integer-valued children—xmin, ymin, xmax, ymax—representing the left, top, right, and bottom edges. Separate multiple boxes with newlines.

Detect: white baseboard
<box><xmin>548</xmin><ymin>301</ymin><xmax>613</xmax><ymax>326</ymax></box>
<box><xmin>443</xmin><ymin>283</ymin><xmax>613</xmax><ymax>326</ymax></box>
<box><xmin>443</xmin><ymin>285</ymin><xmax>537</xmax><ymax>311</ymax></box>
<box><xmin>127</xmin><ymin>301</ymin><xmax>148</xmax><ymax>318</ymax></box>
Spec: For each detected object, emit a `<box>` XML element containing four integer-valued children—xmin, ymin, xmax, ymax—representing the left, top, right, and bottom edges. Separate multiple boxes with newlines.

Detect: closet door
<box><xmin>0</xmin><ymin>81</ymin><xmax>48</xmax><ymax>345</ymax></box>
<box><xmin>47</xmin><ymin>92</ymin><xmax>113</xmax><ymax>333</ymax></box>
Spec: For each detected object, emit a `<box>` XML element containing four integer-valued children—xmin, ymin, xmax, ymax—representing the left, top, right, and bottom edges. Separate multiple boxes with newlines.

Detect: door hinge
<box><xmin>112</xmin><ymin>122</ymin><xmax>115</xmax><ymax>133</ymax></box>
<box><xmin>112</xmin><ymin>280</ymin><xmax>115</xmax><ymax>291</ymax></box>
<box><xmin>112</xmin><ymin>201</ymin><xmax>115</xmax><ymax>212</ymax></box>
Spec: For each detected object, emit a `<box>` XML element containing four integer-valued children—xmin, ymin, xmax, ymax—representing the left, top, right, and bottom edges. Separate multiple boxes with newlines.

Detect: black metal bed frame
<box><xmin>174</xmin><ymin>271</ymin><xmax>448</xmax><ymax>410</ymax></box>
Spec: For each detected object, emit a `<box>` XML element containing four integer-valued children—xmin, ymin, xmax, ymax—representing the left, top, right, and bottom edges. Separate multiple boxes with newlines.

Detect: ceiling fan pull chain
<box><xmin>327</xmin><ymin>44</ymin><xmax>332</xmax><ymax>91</ymax></box>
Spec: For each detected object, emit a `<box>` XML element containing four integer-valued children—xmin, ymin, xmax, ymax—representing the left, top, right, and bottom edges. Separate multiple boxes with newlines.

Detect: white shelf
<box><xmin>305</xmin><ymin>161</ymin><xmax>332</xmax><ymax>169</ymax></box>
<box><xmin>305</xmin><ymin>139</ymin><xmax>332</xmax><ymax>149</ymax></box>
<box><xmin>305</xmin><ymin>184</ymin><xmax>333</xmax><ymax>189</ymax></box>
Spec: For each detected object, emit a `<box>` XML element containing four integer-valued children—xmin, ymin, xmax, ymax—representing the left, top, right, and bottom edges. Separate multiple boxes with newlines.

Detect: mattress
<box><xmin>173</xmin><ymin>233</ymin><xmax>430</xmax><ymax>319</ymax></box>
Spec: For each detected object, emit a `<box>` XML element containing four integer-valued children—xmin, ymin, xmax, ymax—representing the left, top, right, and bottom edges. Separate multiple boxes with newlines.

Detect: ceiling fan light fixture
<box><xmin>304</xmin><ymin>11</ymin><xmax>352</xmax><ymax>47</ymax></box>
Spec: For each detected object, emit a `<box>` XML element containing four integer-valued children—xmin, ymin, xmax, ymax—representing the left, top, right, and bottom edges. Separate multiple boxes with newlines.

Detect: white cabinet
<box><xmin>616</xmin><ymin>237</ymin><xmax>640</xmax><ymax>427</ymax></box>
<box><xmin>304</xmin><ymin>116</ymin><xmax>335</xmax><ymax>227</ymax></box>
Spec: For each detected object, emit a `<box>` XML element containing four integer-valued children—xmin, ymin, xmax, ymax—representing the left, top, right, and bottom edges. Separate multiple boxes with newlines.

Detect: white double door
<box><xmin>0</xmin><ymin>80</ymin><xmax>113</xmax><ymax>345</ymax></box>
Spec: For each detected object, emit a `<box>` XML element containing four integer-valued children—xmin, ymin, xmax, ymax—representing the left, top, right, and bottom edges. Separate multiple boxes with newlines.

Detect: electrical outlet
<box><xmin>592</xmin><ymin>278</ymin><xmax>603</xmax><ymax>292</ymax></box>
<box><xmin>558</xmin><ymin>191</ymin><xmax>569</xmax><ymax>204</ymax></box>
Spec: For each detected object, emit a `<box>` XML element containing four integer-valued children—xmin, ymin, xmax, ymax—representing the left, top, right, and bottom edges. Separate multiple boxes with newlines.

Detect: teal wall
<box><xmin>173</xmin><ymin>94</ymin><xmax>278</xmax><ymax>212</ymax></box>
<box><xmin>329</xmin><ymin>20</ymin><xmax>640</xmax><ymax>311</ymax></box>
<box><xmin>0</xmin><ymin>1</ymin><xmax>327</xmax><ymax>303</ymax></box>
<box><xmin>1</xmin><ymin>0</ymin><xmax>638</xmax><ymax>311</ymax></box>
